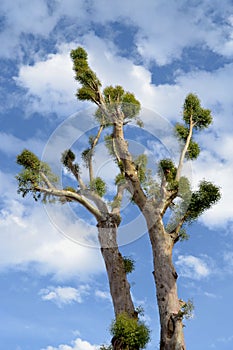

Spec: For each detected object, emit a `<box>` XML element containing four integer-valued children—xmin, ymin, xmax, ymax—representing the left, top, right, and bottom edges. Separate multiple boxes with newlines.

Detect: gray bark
<box><xmin>112</xmin><ymin>121</ymin><xmax>186</xmax><ymax>349</ymax></box>
<box><xmin>145</xmin><ymin>205</ymin><xmax>186</xmax><ymax>350</ymax></box>
<box><xmin>97</xmin><ymin>214</ymin><xmax>136</xmax><ymax>318</ymax></box>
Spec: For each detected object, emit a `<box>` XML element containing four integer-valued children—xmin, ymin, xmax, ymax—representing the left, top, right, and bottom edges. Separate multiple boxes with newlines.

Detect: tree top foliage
<box><xmin>183</xmin><ymin>93</ymin><xmax>212</xmax><ymax>130</ymax></box>
<box><xmin>16</xmin><ymin>47</ymin><xmax>221</xmax><ymax>241</ymax></box>
<box><xmin>16</xmin><ymin>149</ymin><xmax>58</xmax><ymax>201</ymax></box>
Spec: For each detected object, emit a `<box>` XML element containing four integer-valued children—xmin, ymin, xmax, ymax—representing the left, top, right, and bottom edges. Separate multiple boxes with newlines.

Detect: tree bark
<box><xmin>112</xmin><ymin>120</ymin><xmax>186</xmax><ymax>349</ymax></box>
<box><xmin>145</xmin><ymin>207</ymin><xmax>185</xmax><ymax>350</ymax></box>
<box><xmin>97</xmin><ymin>214</ymin><xmax>136</xmax><ymax>318</ymax></box>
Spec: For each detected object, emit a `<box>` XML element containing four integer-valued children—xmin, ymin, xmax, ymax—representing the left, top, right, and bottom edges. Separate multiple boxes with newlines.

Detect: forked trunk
<box><xmin>146</xmin><ymin>211</ymin><xmax>186</xmax><ymax>350</ymax></box>
<box><xmin>97</xmin><ymin>216</ymin><xmax>136</xmax><ymax>317</ymax></box>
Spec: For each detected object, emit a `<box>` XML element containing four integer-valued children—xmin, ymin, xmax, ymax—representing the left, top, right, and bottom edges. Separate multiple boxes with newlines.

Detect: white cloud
<box><xmin>1</xmin><ymin>0</ymin><xmax>233</xmax><ymax>66</ymax></box>
<box><xmin>40</xmin><ymin>285</ymin><xmax>90</xmax><ymax>307</ymax></box>
<box><xmin>95</xmin><ymin>289</ymin><xmax>111</xmax><ymax>302</ymax></box>
<box><xmin>0</xmin><ymin>170</ymin><xmax>104</xmax><ymax>280</ymax></box>
<box><xmin>176</xmin><ymin>255</ymin><xmax>211</xmax><ymax>280</ymax></box>
<box><xmin>0</xmin><ymin>132</ymin><xmax>45</xmax><ymax>157</ymax></box>
<box><xmin>89</xmin><ymin>0</ymin><xmax>233</xmax><ymax>64</ymax></box>
<box><xmin>0</xmin><ymin>0</ymin><xmax>87</xmax><ymax>58</ymax></box>
<box><xmin>42</xmin><ymin>338</ymin><xmax>98</xmax><ymax>350</ymax></box>
<box><xmin>14</xmin><ymin>44</ymin><xmax>78</xmax><ymax>117</ymax></box>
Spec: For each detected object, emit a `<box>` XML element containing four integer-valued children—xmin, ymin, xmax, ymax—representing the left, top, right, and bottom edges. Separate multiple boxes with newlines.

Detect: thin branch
<box><xmin>88</xmin><ymin>124</ymin><xmax>104</xmax><ymax>182</ymax></box>
<box><xmin>36</xmin><ymin>185</ymin><xmax>103</xmax><ymax>221</ymax></box>
<box><xmin>69</xmin><ymin>162</ymin><xmax>86</xmax><ymax>190</ymax></box>
<box><xmin>39</xmin><ymin>172</ymin><xmax>55</xmax><ymax>189</ymax></box>
<box><xmin>175</xmin><ymin>117</ymin><xmax>195</xmax><ymax>181</ymax></box>
<box><xmin>111</xmin><ymin>181</ymin><xmax>129</xmax><ymax>216</ymax></box>
<box><xmin>80</xmin><ymin>189</ymin><xmax>109</xmax><ymax>214</ymax></box>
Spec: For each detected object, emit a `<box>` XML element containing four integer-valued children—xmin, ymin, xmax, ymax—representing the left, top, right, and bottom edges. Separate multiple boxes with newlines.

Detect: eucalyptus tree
<box><xmin>16</xmin><ymin>47</ymin><xmax>220</xmax><ymax>350</ymax></box>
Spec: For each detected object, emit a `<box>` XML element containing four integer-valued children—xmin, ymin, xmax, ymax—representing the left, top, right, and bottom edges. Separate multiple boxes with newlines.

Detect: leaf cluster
<box><xmin>62</xmin><ymin>149</ymin><xmax>80</xmax><ymax>175</ymax></box>
<box><xmin>89</xmin><ymin>177</ymin><xmax>106</xmax><ymax>197</ymax></box>
<box><xmin>95</xmin><ymin>85</ymin><xmax>141</xmax><ymax>125</ymax></box>
<box><xmin>16</xmin><ymin>149</ymin><xmax>58</xmax><ymax>201</ymax></box>
<box><xmin>175</xmin><ymin>124</ymin><xmax>200</xmax><ymax>160</ymax></box>
<box><xmin>158</xmin><ymin>159</ymin><xmax>178</xmax><ymax>190</ymax></box>
<box><xmin>178</xmin><ymin>299</ymin><xmax>194</xmax><ymax>320</ymax></box>
<box><xmin>183</xmin><ymin>93</ymin><xmax>212</xmax><ymax>129</ymax></box>
<box><xmin>185</xmin><ymin>180</ymin><xmax>221</xmax><ymax>222</ymax></box>
<box><xmin>110</xmin><ymin>313</ymin><xmax>150</xmax><ymax>350</ymax></box>
<box><xmin>134</xmin><ymin>154</ymin><xmax>148</xmax><ymax>184</ymax></box>
<box><xmin>175</xmin><ymin>94</ymin><xmax>213</xmax><ymax>161</ymax></box>
<box><xmin>123</xmin><ymin>257</ymin><xmax>135</xmax><ymax>274</ymax></box>
<box><xmin>70</xmin><ymin>47</ymin><xmax>101</xmax><ymax>103</ymax></box>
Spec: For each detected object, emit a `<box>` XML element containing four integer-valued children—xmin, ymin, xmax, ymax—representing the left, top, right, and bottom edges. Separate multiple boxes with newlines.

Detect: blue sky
<box><xmin>1</xmin><ymin>1</ymin><xmax>233</xmax><ymax>349</ymax></box>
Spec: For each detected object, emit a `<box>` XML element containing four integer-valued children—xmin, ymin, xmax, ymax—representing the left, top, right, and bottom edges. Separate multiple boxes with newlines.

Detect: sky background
<box><xmin>1</xmin><ymin>1</ymin><xmax>233</xmax><ymax>349</ymax></box>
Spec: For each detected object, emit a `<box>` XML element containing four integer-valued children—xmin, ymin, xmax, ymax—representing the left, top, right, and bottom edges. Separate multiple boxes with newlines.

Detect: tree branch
<box><xmin>111</xmin><ymin>181</ymin><xmax>130</xmax><ymax>216</ymax></box>
<box><xmin>80</xmin><ymin>189</ymin><xmax>109</xmax><ymax>214</ymax></box>
<box><xmin>88</xmin><ymin>124</ymin><xmax>104</xmax><ymax>182</ymax></box>
<box><xmin>39</xmin><ymin>172</ymin><xmax>56</xmax><ymax>189</ymax></box>
<box><xmin>36</xmin><ymin>185</ymin><xmax>103</xmax><ymax>221</ymax></box>
<box><xmin>176</xmin><ymin>117</ymin><xmax>194</xmax><ymax>181</ymax></box>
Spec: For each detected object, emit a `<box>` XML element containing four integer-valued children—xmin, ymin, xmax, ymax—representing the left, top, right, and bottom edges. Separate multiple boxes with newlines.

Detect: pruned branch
<box><xmin>111</xmin><ymin>181</ymin><xmax>130</xmax><ymax>216</ymax></box>
<box><xmin>39</xmin><ymin>171</ymin><xmax>56</xmax><ymax>189</ymax></box>
<box><xmin>80</xmin><ymin>189</ymin><xmax>109</xmax><ymax>214</ymax></box>
<box><xmin>88</xmin><ymin>124</ymin><xmax>104</xmax><ymax>182</ymax></box>
<box><xmin>36</xmin><ymin>185</ymin><xmax>103</xmax><ymax>221</ymax></box>
<box><xmin>175</xmin><ymin>117</ymin><xmax>194</xmax><ymax>181</ymax></box>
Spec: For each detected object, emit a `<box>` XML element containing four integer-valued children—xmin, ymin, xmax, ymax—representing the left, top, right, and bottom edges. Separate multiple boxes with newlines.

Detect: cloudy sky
<box><xmin>1</xmin><ymin>1</ymin><xmax>233</xmax><ymax>349</ymax></box>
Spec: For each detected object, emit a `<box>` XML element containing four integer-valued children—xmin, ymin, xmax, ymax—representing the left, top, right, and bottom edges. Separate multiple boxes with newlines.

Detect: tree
<box><xmin>16</xmin><ymin>47</ymin><xmax>221</xmax><ymax>350</ymax></box>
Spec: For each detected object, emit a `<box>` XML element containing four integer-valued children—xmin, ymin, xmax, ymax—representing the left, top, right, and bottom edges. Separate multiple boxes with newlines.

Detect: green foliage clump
<box><xmin>62</xmin><ymin>149</ymin><xmax>76</xmax><ymax>168</ymax></box>
<box><xmin>17</xmin><ymin>149</ymin><xmax>41</xmax><ymax>171</ymax></box>
<box><xmin>16</xmin><ymin>149</ymin><xmax>58</xmax><ymax>201</ymax></box>
<box><xmin>183</xmin><ymin>93</ymin><xmax>212</xmax><ymax>129</ymax></box>
<box><xmin>62</xmin><ymin>149</ymin><xmax>79</xmax><ymax>174</ymax></box>
<box><xmin>100</xmin><ymin>85</ymin><xmax>141</xmax><ymax>121</ymax></box>
<box><xmin>134</xmin><ymin>154</ymin><xmax>148</xmax><ymax>183</ymax></box>
<box><xmin>185</xmin><ymin>180</ymin><xmax>221</xmax><ymax>222</ymax></box>
<box><xmin>110</xmin><ymin>313</ymin><xmax>150</xmax><ymax>350</ymax></box>
<box><xmin>90</xmin><ymin>177</ymin><xmax>106</xmax><ymax>197</ymax></box>
<box><xmin>187</xmin><ymin>140</ymin><xmax>200</xmax><ymax>160</ymax></box>
<box><xmin>115</xmin><ymin>172</ymin><xmax>126</xmax><ymax>185</ymax></box>
<box><xmin>70</xmin><ymin>47</ymin><xmax>101</xmax><ymax>103</ymax></box>
<box><xmin>123</xmin><ymin>257</ymin><xmax>135</xmax><ymax>274</ymax></box>
<box><xmin>175</xmin><ymin>123</ymin><xmax>200</xmax><ymax>160</ymax></box>
<box><xmin>81</xmin><ymin>148</ymin><xmax>92</xmax><ymax>167</ymax></box>
<box><xmin>175</xmin><ymin>94</ymin><xmax>213</xmax><ymax>161</ymax></box>
<box><xmin>158</xmin><ymin>159</ymin><xmax>177</xmax><ymax>185</ymax></box>
<box><xmin>103</xmin><ymin>85</ymin><xmax>125</xmax><ymax>103</ymax></box>
<box><xmin>178</xmin><ymin>299</ymin><xmax>194</xmax><ymax>320</ymax></box>
<box><xmin>175</xmin><ymin>123</ymin><xmax>189</xmax><ymax>141</ymax></box>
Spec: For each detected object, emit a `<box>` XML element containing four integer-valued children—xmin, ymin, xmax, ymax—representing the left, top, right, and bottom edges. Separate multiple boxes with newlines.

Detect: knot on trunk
<box><xmin>167</xmin><ymin>315</ymin><xmax>175</xmax><ymax>339</ymax></box>
<box><xmin>97</xmin><ymin>213</ymin><xmax>121</xmax><ymax>228</ymax></box>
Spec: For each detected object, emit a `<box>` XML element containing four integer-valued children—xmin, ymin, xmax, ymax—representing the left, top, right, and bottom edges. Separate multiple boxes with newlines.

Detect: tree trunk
<box><xmin>97</xmin><ymin>215</ymin><xmax>136</xmax><ymax>318</ymax></box>
<box><xmin>112</xmin><ymin>121</ymin><xmax>185</xmax><ymax>348</ymax></box>
<box><xmin>145</xmin><ymin>208</ymin><xmax>186</xmax><ymax>350</ymax></box>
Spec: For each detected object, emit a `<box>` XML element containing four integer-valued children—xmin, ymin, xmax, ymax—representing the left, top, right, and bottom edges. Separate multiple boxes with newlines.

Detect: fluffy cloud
<box><xmin>14</xmin><ymin>44</ymin><xmax>78</xmax><ymax>117</ymax></box>
<box><xmin>176</xmin><ymin>255</ymin><xmax>211</xmax><ymax>280</ymax></box>
<box><xmin>89</xmin><ymin>0</ymin><xmax>233</xmax><ymax>64</ymax></box>
<box><xmin>40</xmin><ymin>285</ymin><xmax>90</xmax><ymax>307</ymax></box>
<box><xmin>95</xmin><ymin>289</ymin><xmax>111</xmax><ymax>302</ymax></box>
<box><xmin>0</xmin><ymin>170</ymin><xmax>104</xmax><ymax>280</ymax></box>
<box><xmin>2</xmin><ymin>0</ymin><xmax>233</xmax><ymax>66</ymax></box>
<box><xmin>42</xmin><ymin>338</ymin><xmax>98</xmax><ymax>350</ymax></box>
